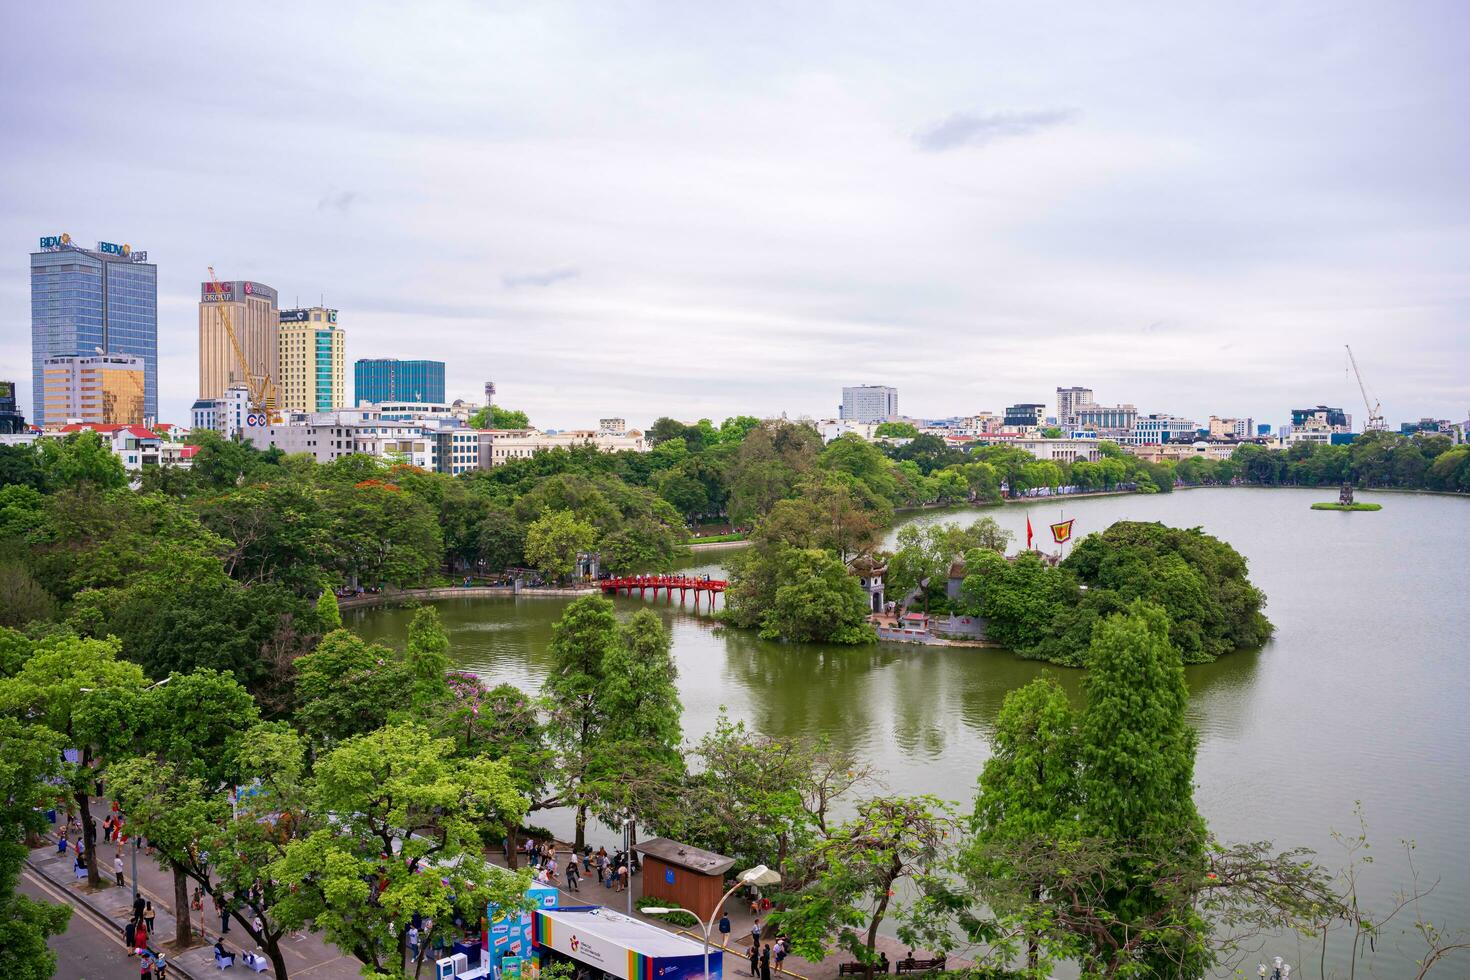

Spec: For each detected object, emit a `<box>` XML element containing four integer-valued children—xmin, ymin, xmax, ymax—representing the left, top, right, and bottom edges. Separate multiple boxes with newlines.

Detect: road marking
<box><xmin>22</xmin><ymin>868</ymin><xmax>127</xmax><ymax>948</ymax></box>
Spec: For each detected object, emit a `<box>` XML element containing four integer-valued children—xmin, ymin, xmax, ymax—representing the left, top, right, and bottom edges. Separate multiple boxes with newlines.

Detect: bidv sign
<box><xmin>97</xmin><ymin>240</ymin><xmax>149</xmax><ymax>262</ymax></box>
<box><xmin>39</xmin><ymin>233</ymin><xmax>72</xmax><ymax>250</ymax></box>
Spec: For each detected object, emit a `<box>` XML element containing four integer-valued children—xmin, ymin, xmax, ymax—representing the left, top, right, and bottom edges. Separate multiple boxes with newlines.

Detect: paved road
<box><xmin>19</xmin><ymin>869</ymin><xmax>142</xmax><ymax>980</ymax></box>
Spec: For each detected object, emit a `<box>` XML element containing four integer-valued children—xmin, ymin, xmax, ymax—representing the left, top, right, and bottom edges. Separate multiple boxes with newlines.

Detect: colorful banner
<box><xmin>1050</xmin><ymin>519</ymin><xmax>1075</xmax><ymax>544</ymax></box>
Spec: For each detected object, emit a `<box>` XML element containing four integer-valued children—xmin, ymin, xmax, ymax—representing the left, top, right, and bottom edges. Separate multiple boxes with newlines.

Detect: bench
<box><xmin>894</xmin><ymin>956</ymin><xmax>946</xmax><ymax>975</ymax></box>
<box><xmin>838</xmin><ymin>962</ymin><xmax>890</xmax><ymax>975</ymax></box>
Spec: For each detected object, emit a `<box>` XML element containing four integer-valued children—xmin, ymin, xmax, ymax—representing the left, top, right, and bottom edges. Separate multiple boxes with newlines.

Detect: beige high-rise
<box><xmin>277</xmin><ymin>307</ymin><xmax>346</xmax><ymax>413</ymax></box>
<box><xmin>199</xmin><ymin>280</ymin><xmax>280</xmax><ymax>404</ymax></box>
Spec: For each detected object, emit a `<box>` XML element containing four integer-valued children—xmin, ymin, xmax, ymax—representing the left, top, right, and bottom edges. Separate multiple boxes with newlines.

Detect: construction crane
<box><xmin>1345</xmin><ymin>344</ymin><xmax>1386</xmax><ymax>432</ymax></box>
<box><xmin>207</xmin><ymin>266</ymin><xmax>280</xmax><ymax>423</ymax></box>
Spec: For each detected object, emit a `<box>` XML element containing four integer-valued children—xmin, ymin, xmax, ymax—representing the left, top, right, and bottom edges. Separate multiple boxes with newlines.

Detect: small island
<box><xmin>1314</xmin><ymin>483</ymin><xmax>1381</xmax><ymax>511</ymax></box>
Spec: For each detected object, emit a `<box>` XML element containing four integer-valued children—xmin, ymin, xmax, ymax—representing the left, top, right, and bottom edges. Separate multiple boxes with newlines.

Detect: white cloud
<box><xmin>0</xmin><ymin>1</ymin><xmax>1466</xmax><ymax>430</ymax></box>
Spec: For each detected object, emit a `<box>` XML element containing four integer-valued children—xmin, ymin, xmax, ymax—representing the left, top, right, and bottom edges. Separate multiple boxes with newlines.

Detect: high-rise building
<box><xmin>0</xmin><ymin>380</ymin><xmax>26</xmax><ymax>434</ymax></box>
<box><xmin>278</xmin><ymin>308</ymin><xmax>346</xmax><ymax>413</ymax></box>
<box><xmin>1056</xmin><ymin>386</ymin><xmax>1095</xmax><ymax>427</ymax></box>
<box><xmin>840</xmin><ymin>385</ymin><xmax>898</xmax><ymax>422</ymax></box>
<box><xmin>1291</xmin><ymin>406</ymin><xmax>1351</xmax><ymax>431</ymax></box>
<box><xmin>354</xmin><ymin>359</ymin><xmax>446</xmax><ymax>405</ymax></box>
<box><xmin>199</xmin><ymin>280</ymin><xmax>279</xmax><ymax>403</ymax></box>
<box><xmin>30</xmin><ymin>234</ymin><xmax>157</xmax><ymax>427</ymax></box>
<box><xmin>41</xmin><ymin>353</ymin><xmax>146</xmax><ymax>426</ymax></box>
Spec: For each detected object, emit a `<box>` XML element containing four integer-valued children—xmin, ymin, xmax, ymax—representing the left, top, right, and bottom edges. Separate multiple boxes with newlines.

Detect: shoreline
<box><xmin>338</xmin><ymin>584</ymin><xmax>598</xmax><ymax>610</ymax></box>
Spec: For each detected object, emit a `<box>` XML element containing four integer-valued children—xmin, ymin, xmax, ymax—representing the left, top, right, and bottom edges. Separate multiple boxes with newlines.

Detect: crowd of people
<box><xmin>520</xmin><ymin>837</ymin><xmax>642</xmax><ymax>893</ymax></box>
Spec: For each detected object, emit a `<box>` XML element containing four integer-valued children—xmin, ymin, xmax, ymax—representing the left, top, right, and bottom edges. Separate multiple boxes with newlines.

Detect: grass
<box><xmin>635</xmin><ymin>896</ymin><xmax>700</xmax><ymax>926</ymax></box>
<box><xmin>1311</xmin><ymin>502</ymin><xmax>1383</xmax><ymax>511</ymax></box>
<box><xmin>689</xmin><ymin>533</ymin><xmax>747</xmax><ymax>544</ymax></box>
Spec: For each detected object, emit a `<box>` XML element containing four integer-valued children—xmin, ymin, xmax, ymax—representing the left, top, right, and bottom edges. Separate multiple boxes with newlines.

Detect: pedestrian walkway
<box><xmin>30</xmin><ymin>808</ymin><xmax>361</xmax><ymax>979</ymax></box>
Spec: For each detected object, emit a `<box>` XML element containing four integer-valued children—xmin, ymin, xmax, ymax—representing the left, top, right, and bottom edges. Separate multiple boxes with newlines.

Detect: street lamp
<box><xmin>645</xmin><ymin>864</ymin><xmax>782</xmax><ymax>980</ymax></box>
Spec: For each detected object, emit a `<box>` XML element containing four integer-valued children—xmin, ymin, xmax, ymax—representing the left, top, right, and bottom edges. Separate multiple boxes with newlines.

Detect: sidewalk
<box><xmin>31</xmin><ymin>810</ymin><xmax>360</xmax><ymax>979</ymax></box>
<box><xmin>33</xmin><ymin>810</ymin><xmax>949</xmax><ymax>980</ymax></box>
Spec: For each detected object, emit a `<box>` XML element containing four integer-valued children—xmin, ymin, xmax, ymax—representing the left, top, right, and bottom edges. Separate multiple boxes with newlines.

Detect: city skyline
<box><xmin>2</xmin><ymin>3</ymin><xmax>1468</xmax><ymax>429</ymax></box>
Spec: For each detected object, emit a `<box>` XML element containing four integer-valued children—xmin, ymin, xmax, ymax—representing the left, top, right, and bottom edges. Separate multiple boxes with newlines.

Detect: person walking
<box><xmin>408</xmin><ymin>924</ymin><xmax>421</xmax><ymax>963</ymax></box>
<box><xmin>56</xmin><ymin>828</ymin><xmax>68</xmax><ymax>855</ymax></box>
<box><xmin>774</xmin><ymin>938</ymin><xmax>787</xmax><ymax>973</ymax></box>
<box><xmin>153</xmin><ymin>950</ymin><xmax>168</xmax><ymax>978</ymax></box>
<box><xmin>133</xmin><ymin>894</ymin><xmax>146</xmax><ymax>923</ymax></box>
<box><xmin>750</xmin><ymin>917</ymin><xmax>762</xmax><ymax>947</ymax></box>
<box><xmin>142</xmin><ymin>900</ymin><xmax>156</xmax><ymax>935</ymax></box>
<box><xmin>747</xmin><ymin>942</ymin><xmax>760</xmax><ymax>978</ymax></box>
<box><xmin>617</xmin><ymin>859</ymin><xmax>629</xmax><ymax>892</ymax></box>
<box><xmin>114</xmin><ymin>851</ymin><xmax>125</xmax><ymax>887</ymax></box>
<box><xmin>134</xmin><ymin>918</ymin><xmax>149</xmax><ymax>956</ymax></box>
<box><xmin>215</xmin><ymin>893</ymin><xmax>230</xmax><ymax>934</ymax></box>
<box><xmin>760</xmin><ymin>943</ymin><xmax>772</xmax><ymax>980</ymax></box>
<box><xmin>124</xmin><ymin>919</ymin><xmax>137</xmax><ymax>954</ymax></box>
<box><xmin>718</xmin><ymin>912</ymin><xmax>731</xmax><ymax>947</ymax></box>
<box><xmin>565</xmin><ymin>858</ymin><xmax>581</xmax><ymax>892</ymax></box>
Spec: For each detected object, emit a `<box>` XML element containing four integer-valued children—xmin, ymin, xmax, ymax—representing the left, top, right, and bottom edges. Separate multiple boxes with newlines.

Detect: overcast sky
<box><xmin>3</xmin><ymin>1</ymin><xmax>1467</xmax><ymax>430</ymax></box>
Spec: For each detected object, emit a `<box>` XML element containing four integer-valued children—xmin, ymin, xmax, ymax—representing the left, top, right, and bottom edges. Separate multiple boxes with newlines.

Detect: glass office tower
<box><xmin>31</xmin><ymin>238</ymin><xmax>157</xmax><ymax>426</ymax></box>
<box><xmin>354</xmin><ymin>358</ymin><xmax>445</xmax><ymax>405</ymax></box>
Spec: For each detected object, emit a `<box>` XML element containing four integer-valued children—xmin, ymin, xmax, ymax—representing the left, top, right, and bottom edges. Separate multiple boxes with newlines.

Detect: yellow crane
<box><xmin>207</xmin><ymin>266</ymin><xmax>280</xmax><ymax>422</ymax></box>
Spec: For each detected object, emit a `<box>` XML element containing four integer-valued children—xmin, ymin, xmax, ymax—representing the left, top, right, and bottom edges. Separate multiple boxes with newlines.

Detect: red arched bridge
<box><xmin>601</xmin><ymin>574</ymin><xmax>727</xmax><ymax>609</ymax></box>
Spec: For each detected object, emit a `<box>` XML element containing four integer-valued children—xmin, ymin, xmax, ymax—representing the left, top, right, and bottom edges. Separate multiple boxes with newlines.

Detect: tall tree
<box><xmin>589</xmin><ymin>610</ymin><xmax>685</xmax><ymax>841</ymax></box>
<box><xmin>964</xmin><ymin>676</ymin><xmax>1081</xmax><ymax>973</ymax></box>
<box><xmin>269</xmin><ymin>723</ymin><xmax>530</xmax><ymax>977</ymax></box>
<box><xmin>1077</xmin><ymin>601</ymin><xmax>1208</xmax><ymax>977</ymax></box>
<box><xmin>0</xmin><ymin>718</ymin><xmax>72</xmax><ymax>980</ymax></box>
<box><xmin>542</xmin><ymin>597</ymin><xmax>621</xmax><ymax>848</ymax></box>
<box><xmin>523</xmin><ymin>509</ymin><xmax>598</xmax><ymax>581</ymax></box>
<box><xmin>0</xmin><ymin>633</ymin><xmax>147</xmax><ymax>887</ymax></box>
<box><xmin>404</xmin><ymin>605</ymin><xmax>452</xmax><ymax>710</ymax></box>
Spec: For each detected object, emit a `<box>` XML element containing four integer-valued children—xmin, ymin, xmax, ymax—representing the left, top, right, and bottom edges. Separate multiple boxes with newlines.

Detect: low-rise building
<box><xmin>475</xmin><ymin>427</ymin><xmax>648</xmax><ymax>467</ymax></box>
<box><xmin>1126</xmin><ymin>414</ymin><xmax>1198</xmax><ymax>445</ymax></box>
<box><xmin>1013</xmin><ymin>436</ymin><xmax>1103</xmax><ymax>464</ymax></box>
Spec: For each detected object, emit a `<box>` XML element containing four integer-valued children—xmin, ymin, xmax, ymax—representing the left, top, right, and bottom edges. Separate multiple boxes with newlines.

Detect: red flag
<box><xmin>1026</xmin><ymin>514</ymin><xmax>1034</xmax><ymax>550</ymax></box>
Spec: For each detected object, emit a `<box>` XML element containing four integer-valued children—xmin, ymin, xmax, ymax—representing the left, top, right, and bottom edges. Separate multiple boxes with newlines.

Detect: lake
<box><xmin>350</xmin><ymin>487</ymin><xmax>1470</xmax><ymax>976</ymax></box>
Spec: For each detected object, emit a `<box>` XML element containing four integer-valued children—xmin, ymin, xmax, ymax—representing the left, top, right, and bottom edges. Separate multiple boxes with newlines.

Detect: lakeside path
<box><xmin>29</xmin><ymin>812</ymin><xmax>962</xmax><ymax>980</ymax></box>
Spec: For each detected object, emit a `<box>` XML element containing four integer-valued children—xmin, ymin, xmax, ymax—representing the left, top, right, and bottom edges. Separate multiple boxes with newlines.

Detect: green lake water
<box><xmin>350</xmin><ymin>487</ymin><xmax>1470</xmax><ymax>976</ymax></box>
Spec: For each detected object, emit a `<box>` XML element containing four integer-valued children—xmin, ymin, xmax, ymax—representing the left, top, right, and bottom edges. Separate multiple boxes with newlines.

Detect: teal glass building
<box><xmin>354</xmin><ymin>358</ymin><xmax>445</xmax><ymax>405</ymax></box>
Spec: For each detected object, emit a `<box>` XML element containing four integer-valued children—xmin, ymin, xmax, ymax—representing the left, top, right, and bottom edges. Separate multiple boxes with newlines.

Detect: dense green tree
<box><xmin>727</xmin><ymin>421</ymin><xmax>822</xmax><ymax>525</ymax></box>
<box><xmin>1065</xmin><ymin>521</ymin><xmax>1271</xmax><ymax>663</ymax></box>
<box><xmin>959</xmin><ymin>550</ymin><xmax>1078</xmax><ymax>653</ymax></box>
<box><xmin>316</xmin><ymin>588</ymin><xmax>342</xmax><ymax>629</ymax></box>
<box><xmin>469</xmin><ymin>405</ymin><xmax>532</xmax><ymax>429</ymax></box>
<box><xmin>269</xmin><ymin>723</ymin><xmax>530</xmax><ymax>978</ymax></box>
<box><xmin>197</xmin><ymin>481</ymin><xmax>335</xmax><ymax>592</ymax></box>
<box><xmin>36</xmin><ymin>430</ymin><xmax>127</xmax><ymax>491</ymax></box>
<box><xmin>0</xmin><ymin>562</ymin><xmax>56</xmax><ymax>628</ymax></box>
<box><xmin>755</xmin><ymin>475</ymin><xmax>884</xmax><ymax>560</ymax></box>
<box><xmin>589</xmin><ymin>609</ymin><xmax>685</xmax><ymax>839</ymax></box>
<box><xmin>0</xmin><ymin>718</ymin><xmax>72</xmax><ymax>980</ymax></box>
<box><xmin>718</xmin><ymin>415</ymin><xmax>763</xmax><ymax>444</ymax></box>
<box><xmin>324</xmin><ymin>479</ymin><xmax>442</xmax><ymax>588</ymax></box>
<box><xmin>542</xmin><ymin>597</ymin><xmax>621</xmax><ymax>848</ymax></box>
<box><xmin>964</xmin><ymin>677</ymin><xmax>1081</xmax><ymax>972</ymax></box>
<box><xmin>0</xmin><ymin>633</ymin><xmax>147</xmax><ymax>886</ymax></box>
<box><xmin>1078</xmin><ymin>602</ymin><xmax>1208</xmax><ymax>976</ymax></box>
<box><xmin>185</xmin><ymin>431</ymin><xmax>285</xmax><ymax>490</ymax></box>
<box><xmin>523</xmin><ymin>508</ymin><xmax>598</xmax><ymax>580</ymax></box>
<box><xmin>295</xmin><ymin>629</ymin><xmax>410</xmax><ymax>745</ymax></box>
<box><xmin>404</xmin><ymin>605</ymin><xmax>452</xmax><ymax>709</ymax></box>
<box><xmin>760</xmin><ymin>547</ymin><xmax>877</xmax><ymax>644</ymax></box>
<box><xmin>0</xmin><ymin>443</ymin><xmax>45</xmax><ymax>491</ymax></box>
<box><xmin>874</xmin><ymin>421</ymin><xmax>920</xmax><ymax>439</ymax></box>
<box><xmin>476</xmin><ymin>500</ymin><xmax>527</xmax><ymax>571</ymax></box>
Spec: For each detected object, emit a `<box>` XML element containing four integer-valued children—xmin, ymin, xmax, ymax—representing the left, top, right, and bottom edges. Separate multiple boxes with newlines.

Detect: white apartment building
<box><xmin>840</xmin><ymin>385</ymin><xmax>898</xmax><ymax>423</ymax></box>
<box><xmin>1126</xmin><ymin>414</ymin><xmax>1199</xmax><ymax>445</ymax></box>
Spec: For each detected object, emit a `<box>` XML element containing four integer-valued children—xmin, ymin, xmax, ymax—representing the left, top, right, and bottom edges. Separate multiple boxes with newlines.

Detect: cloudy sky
<box><xmin>3</xmin><ymin>1</ymin><xmax>1467</xmax><ymax>430</ymax></box>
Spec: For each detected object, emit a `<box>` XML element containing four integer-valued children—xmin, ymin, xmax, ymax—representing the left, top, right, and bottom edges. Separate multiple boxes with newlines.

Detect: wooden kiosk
<box><xmin>633</xmin><ymin>838</ymin><xmax>737</xmax><ymax>922</ymax></box>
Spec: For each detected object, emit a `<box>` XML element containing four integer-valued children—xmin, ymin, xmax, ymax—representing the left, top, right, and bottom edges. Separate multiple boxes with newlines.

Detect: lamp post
<box><xmin>645</xmin><ymin>864</ymin><xmax>782</xmax><ymax>980</ymax></box>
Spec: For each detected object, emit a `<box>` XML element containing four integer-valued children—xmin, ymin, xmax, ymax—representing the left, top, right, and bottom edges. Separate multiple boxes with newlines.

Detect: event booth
<box><xmin>533</xmin><ymin>905</ymin><xmax>720</xmax><ymax>980</ymax></box>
